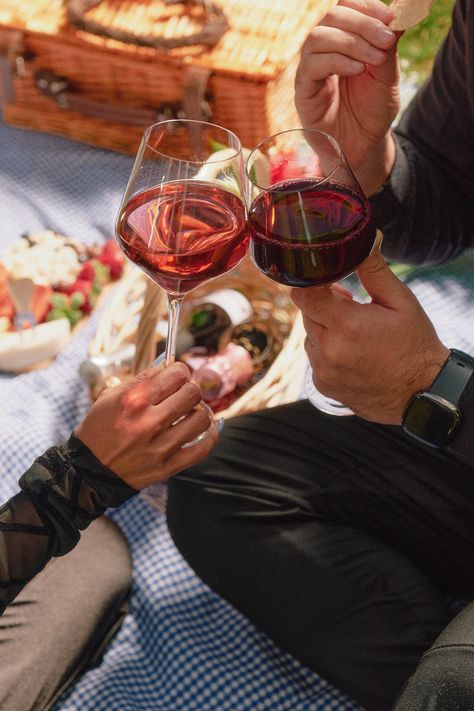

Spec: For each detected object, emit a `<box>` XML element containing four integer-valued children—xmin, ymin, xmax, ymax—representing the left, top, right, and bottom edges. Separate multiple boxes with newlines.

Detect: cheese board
<box><xmin>0</xmin><ymin>229</ymin><xmax>125</xmax><ymax>372</ymax></box>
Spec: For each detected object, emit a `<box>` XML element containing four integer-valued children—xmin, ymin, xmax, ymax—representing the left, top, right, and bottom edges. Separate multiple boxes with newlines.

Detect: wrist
<box><xmin>402</xmin><ymin>349</ymin><xmax>474</xmax><ymax>448</ymax></box>
<box><xmin>66</xmin><ymin>433</ymin><xmax>138</xmax><ymax>505</ymax></box>
<box><xmin>414</xmin><ymin>345</ymin><xmax>451</xmax><ymax>395</ymax></box>
<box><xmin>355</xmin><ymin>133</ymin><xmax>396</xmax><ymax>197</ymax></box>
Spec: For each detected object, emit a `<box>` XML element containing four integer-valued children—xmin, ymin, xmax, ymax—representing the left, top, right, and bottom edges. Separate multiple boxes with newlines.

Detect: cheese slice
<box><xmin>0</xmin><ymin>318</ymin><xmax>71</xmax><ymax>372</ymax></box>
<box><xmin>389</xmin><ymin>0</ymin><xmax>434</xmax><ymax>30</ymax></box>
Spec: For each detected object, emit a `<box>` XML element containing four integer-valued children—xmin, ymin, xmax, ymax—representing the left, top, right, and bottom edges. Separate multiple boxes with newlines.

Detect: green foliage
<box><xmin>396</xmin><ymin>0</ymin><xmax>455</xmax><ymax>82</ymax></box>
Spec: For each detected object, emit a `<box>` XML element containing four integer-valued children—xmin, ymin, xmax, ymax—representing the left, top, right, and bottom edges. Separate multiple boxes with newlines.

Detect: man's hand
<box><xmin>291</xmin><ymin>237</ymin><xmax>450</xmax><ymax>424</ymax></box>
<box><xmin>295</xmin><ymin>0</ymin><xmax>400</xmax><ymax>194</ymax></box>
<box><xmin>76</xmin><ymin>362</ymin><xmax>217</xmax><ymax>489</ymax></box>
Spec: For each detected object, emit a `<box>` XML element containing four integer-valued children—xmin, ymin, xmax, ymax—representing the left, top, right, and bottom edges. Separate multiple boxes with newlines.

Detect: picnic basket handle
<box><xmin>66</xmin><ymin>0</ymin><xmax>229</xmax><ymax>49</ymax></box>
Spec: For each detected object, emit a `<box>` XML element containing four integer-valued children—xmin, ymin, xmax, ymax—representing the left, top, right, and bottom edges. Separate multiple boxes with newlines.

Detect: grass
<box><xmin>396</xmin><ymin>0</ymin><xmax>455</xmax><ymax>83</ymax></box>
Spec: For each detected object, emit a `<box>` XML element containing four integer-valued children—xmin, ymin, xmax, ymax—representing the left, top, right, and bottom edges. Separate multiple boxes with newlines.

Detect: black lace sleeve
<box><xmin>0</xmin><ymin>433</ymin><xmax>137</xmax><ymax>614</ymax></box>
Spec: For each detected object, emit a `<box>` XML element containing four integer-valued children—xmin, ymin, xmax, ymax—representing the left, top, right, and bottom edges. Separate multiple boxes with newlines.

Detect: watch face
<box><xmin>403</xmin><ymin>393</ymin><xmax>461</xmax><ymax>447</ymax></box>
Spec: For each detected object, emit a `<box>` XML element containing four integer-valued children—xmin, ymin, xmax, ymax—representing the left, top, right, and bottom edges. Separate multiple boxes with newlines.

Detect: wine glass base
<box><xmin>304</xmin><ymin>367</ymin><xmax>354</xmax><ymax>417</ymax></box>
<box><xmin>152</xmin><ymin>353</ymin><xmax>217</xmax><ymax>447</ymax></box>
<box><xmin>181</xmin><ymin>401</ymin><xmax>217</xmax><ymax>448</ymax></box>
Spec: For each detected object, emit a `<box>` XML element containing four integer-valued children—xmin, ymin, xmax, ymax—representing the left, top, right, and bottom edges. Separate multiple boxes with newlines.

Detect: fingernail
<box><xmin>367</xmin><ymin>47</ymin><xmax>386</xmax><ymax>63</ymax></box>
<box><xmin>217</xmin><ymin>417</ymin><xmax>225</xmax><ymax>433</ymax></box>
<box><xmin>370</xmin><ymin>229</ymin><xmax>384</xmax><ymax>254</ymax></box>
<box><xmin>375</xmin><ymin>26</ymin><xmax>396</xmax><ymax>47</ymax></box>
<box><xmin>349</xmin><ymin>60</ymin><xmax>365</xmax><ymax>73</ymax></box>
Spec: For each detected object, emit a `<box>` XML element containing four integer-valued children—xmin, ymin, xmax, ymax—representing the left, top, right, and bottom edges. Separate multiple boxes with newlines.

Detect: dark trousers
<box><xmin>394</xmin><ymin>600</ymin><xmax>474</xmax><ymax>710</ymax></box>
<box><xmin>167</xmin><ymin>400</ymin><xmax>474</xmax><ymax>711</ymax></box>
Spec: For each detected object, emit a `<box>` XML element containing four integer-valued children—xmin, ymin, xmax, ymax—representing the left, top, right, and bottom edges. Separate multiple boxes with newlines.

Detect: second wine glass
<box><xmin>246</xmin><ymin>128</ymin><xmax>377</xmax><ymax>416</ymax></box>
<box><xmin>116</xmin><ymin>119</ymin><xmax>249</xmax><ymax>445</ymax></box>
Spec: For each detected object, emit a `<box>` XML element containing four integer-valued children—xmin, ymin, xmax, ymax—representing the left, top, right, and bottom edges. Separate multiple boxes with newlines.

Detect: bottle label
<box><xmin>197</xmin><ymin>289</ymin><xmax>252</xmax><ymax>327</ymax></box>
<box><xmin>191</xmin><ymin>343</ymin><xmax>254</xmax><ymax>401</ymax></box>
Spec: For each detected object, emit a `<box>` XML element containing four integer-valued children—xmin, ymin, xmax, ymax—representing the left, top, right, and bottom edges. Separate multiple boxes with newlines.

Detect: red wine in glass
<box><xmin>246</xmin><ymin>128</ymin><xmax>376</xmax><ymax>416</ymax></box>
<box><xmin>118</xmin><ymin>180</ymin><xmax>248</xmax><ymax>296</ymax></box>
<box><xmin>249</xmin><ymin>178</ymin><xmax>375</xmax><ymax>287</ymax></box>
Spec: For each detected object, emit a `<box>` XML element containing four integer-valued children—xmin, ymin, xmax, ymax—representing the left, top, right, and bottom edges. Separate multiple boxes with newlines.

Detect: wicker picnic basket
<box><xmin>0</xmin><ymin>0</ymin><xmax>329</xmax><ymax>155</ymax></box>
<box><xmin>88</xmin><ymin>255</ymin><xmax>307</xmax><ymax>419</ymax></box>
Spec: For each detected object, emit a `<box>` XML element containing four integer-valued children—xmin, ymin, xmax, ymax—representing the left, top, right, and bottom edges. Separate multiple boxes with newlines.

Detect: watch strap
<box><xmin>431</xmin><ymin>350</ymin><xmax>474</xmax><ymax>405</ymax></box>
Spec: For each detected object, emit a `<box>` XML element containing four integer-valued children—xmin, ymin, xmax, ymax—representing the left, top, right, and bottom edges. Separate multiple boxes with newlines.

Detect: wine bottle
<box><xmin>191</xmin><ymin>343</ymin><xmax>254</xmax><ymax>402</ymax></box>
<box><xmin>182</xmin><ymin>289</ymin><xmax>252</xmax><ymax>353</ymax></box>
<box><xmin>219</xmin><ymin>319</ymin><xmax>282</xmax><ymax>375</ymax></box>
<box><xmin>178</xmin><ymin>347</ymin><xmax>209</xmax><ymax>373</ymax></box>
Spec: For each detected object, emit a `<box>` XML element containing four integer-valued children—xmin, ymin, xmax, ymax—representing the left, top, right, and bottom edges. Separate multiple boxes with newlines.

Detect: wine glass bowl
<box><xmin>246</xmin><ymin>128</ymin><xmax>376</xmax><ymax>288</ymax></box>
<box><xmin>246</xmin><ymin>128</ymin><xmax>376</xmax><ymax>416</ymax></box>
<box><xmin>116</xmin><ymin>121</ymin><xmax>248</xmax><ymax>300</ymax></box>
<box><xmin>115</xmin><ymin>119</ymin><xmax>248</xmax><ymax>445</ymax></box>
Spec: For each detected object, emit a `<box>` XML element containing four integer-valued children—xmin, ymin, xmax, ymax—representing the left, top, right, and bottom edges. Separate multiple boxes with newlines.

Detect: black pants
<box><xmin>167</xmin><ymin>401</ymin><xmax>474</xmax><ymax>711</ymax></box>
<box><xmin>394</xmin><ymin>599</ymin><xmax>474</xmax><ymax>710</ymax></box>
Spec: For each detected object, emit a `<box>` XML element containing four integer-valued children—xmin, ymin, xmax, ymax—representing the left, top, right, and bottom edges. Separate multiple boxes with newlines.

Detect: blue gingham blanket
<box><xmin>1</xmin><ymin>118</ymin><xmax>473</xmax><ymax>711</ymax></box>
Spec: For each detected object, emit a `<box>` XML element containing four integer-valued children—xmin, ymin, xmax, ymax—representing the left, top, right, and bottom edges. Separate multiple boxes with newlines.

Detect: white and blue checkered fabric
<box><xmin>1</xmin><ymin>119</ymin><xmax>473</xmax><ymax>711</ymax></box>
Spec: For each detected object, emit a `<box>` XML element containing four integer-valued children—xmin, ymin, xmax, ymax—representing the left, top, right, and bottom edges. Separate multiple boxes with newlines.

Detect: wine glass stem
<box><xmin>165</xmin><ymin>295</ymin><xmax>184</xmax><ymax>367</ymax></box>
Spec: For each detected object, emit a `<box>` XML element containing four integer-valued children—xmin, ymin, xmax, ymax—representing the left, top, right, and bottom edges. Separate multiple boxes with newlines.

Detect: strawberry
<box><xmin>101</xmin><ymin>256</ymin><xmax>124</xmax><ymax>280</ymax></box>
<box><xmin>99</xmin><ymin>240</ymin><xmax>124</xmax><ymax>280</ymax></box>
<box><xmin>90</xmin><ymin>258</ymin><xmax>110</xmax><ymax>288</ymax></box>
<box><xmin>61</xmin><ymin>278</ymin><xmax>93</xmax><ymax>298</ymax></box>
<box><xmin>270</xmin><ymin>151</ymin><xmax>296</xmax><ymax>183</ymax></box>
<box><xmin>0</xmin><ymin>265</ymin><xmax>14</xmax><ymax>322</ymax></box>
<box><xmin>58</xmin><ymin>278</ymin><xmax>96</xmax><ymax>314</ymax></box>
<box><xmin>32</xmin><ymin>284</ymin><xmax>53</xmax><ymax>323</ymax></box>
<box><xmin>77</xmin><ymin>261</ymin><xmax>96</xmax><ymax>283</ymax></box>
<box><xmin>100</xmin><ymin>239</ymin><xmax>121</xmax><ymax>257</ymax></box>
<box><xmin>47</xmin><ymin>292</ymin><xmax>84</xmax><ymax>326</ymax></box>
<box><xmin>270</xmin><ymin>150</ymin><xmax>322</xmax><ymax>183</ymax></box>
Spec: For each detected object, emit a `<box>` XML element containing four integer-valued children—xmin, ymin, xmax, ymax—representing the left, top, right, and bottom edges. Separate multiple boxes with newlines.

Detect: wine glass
<box><xmin>246</xmin><ymin>128</ymin><xmax>376</xmax><ymax>416</ymax></box>
<box><xmin>116</xmin><ymin>119</ymin><xmax>248</xmax><ymax>445</ymax></box>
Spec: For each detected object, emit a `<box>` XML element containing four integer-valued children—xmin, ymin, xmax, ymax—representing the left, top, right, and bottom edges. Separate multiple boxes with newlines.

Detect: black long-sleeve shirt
<box><xmin>371</xmin><ymin>0</ymin><xmax>474</xmax><ymax>466</ymax></box>
<box><xmin>372</xmin><ymin>0</ymin><xmax>474</xmax><ymax>266</ymax></box>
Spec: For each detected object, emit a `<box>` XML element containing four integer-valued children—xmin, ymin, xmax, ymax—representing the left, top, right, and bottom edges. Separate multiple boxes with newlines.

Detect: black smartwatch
<box><xmin>402</xmin><ymin>349</ymin><xmax>474</xmax><ymax>448</ymax></box>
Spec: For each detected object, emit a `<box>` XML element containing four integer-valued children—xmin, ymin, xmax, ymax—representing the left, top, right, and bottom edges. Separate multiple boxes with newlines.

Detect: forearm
<box><xmin>370</xmin><ymin>0</ymin><xmax>474</xmax><ymax>265</ymax></box>
<box><xmin>0</xmin><ymin>434</ymin><xmax>136</xmax><ymax>613</ymax></box>
<box><xmin>370</xmin><ymin>128</ymin><xmax>473</xmax><ymax>266</ymax></box>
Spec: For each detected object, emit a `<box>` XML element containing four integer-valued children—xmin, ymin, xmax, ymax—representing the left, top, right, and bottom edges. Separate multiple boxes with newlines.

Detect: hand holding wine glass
<box><xmin>246</xmin><ymin>128</ymin><xmax>376</xmax><ymax>415</ymax></box>
<box><xmin>290</xmin><ymin>236</ymin><xmax>451</xmax><ymax>425</ymax></box>
<box><xmin>116</xmin><ymin>119</ymin><xmax>248</xmax><ymax>446</ymax></box>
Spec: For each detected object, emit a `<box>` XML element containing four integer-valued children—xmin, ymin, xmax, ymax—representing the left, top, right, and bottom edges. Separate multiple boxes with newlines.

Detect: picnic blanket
<box><xmin>1</xmin><ymin>118</ymin><xmax>473</xmax><ymax>711</ymax></box>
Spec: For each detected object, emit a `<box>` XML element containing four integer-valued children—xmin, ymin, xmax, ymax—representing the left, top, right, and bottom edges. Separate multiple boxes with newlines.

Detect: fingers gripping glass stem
<box><xmin>165</xmin><ymin>295</ymin><xmax>216</xmax><ymax>447</ymax></box>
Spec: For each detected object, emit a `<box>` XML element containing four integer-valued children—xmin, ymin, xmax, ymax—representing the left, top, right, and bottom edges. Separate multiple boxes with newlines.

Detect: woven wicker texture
<box><xmin>89</xmin><ymin>257</ymin><xmax>307</xmax><ymax>419</ymax></box>
<box><xmin>0</xmin><ymin>0</ymin><xmax>332</xmax><ymax>76</ymax></box>
<box><xmin>0</xmin><ymin>0</ymin><xmax>334</xmax><ymax>153</ymax></box>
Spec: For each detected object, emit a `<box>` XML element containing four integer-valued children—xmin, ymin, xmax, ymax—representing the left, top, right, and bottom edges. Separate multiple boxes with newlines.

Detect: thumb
<box><xmin>368</xmin><ymin>40</ymin><xmax>401</xmax><ymax>87</ymax></box>
<box><xmin>356</xmin><ymin>231</ymin><xmax>409</xmax><ymax>308</ymax></box>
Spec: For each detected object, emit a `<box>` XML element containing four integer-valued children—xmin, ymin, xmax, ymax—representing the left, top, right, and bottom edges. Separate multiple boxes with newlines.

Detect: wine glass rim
<box><xmin>245</xmin><ymin>127</ymin><xmax>342</xmax><ymax>191</ymax></box>
<box><xmin>142</xmin><ymin>118</ymin><xmax>243</xmax><ymax>164</ymax></box>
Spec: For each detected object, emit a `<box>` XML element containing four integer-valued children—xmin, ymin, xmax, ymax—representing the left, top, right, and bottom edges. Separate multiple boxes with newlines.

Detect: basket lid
<box><xmin>0</xmin><ymin>0</ymin><xmax>336</xmax><ymax>79</ymax></box>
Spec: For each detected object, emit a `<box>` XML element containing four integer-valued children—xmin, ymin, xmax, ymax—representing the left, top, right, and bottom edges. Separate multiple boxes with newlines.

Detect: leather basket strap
<box><xmin>34</xmin><ymin>64</ymin><xmax>212</xmax><ymax>124</ymax></box>
<box><xmin>66</xmin><ymin>0</ymin><xmax>229</xmax><ymax>49</ymax></box>
<box><xmin>0</xmin><ymin>29</ymin><xmax>25</xmax><ymax>102</ymax></box>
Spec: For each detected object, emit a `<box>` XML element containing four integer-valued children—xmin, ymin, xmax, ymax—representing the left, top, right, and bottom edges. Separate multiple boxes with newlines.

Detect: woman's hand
<box><xmin>295</xmin><ymin>0</ymin><xmax>400</xmax><ymax>194</ymax></box>
<box><xmin>291</xmin><ymin>237</ymin><xmax>450</xmax><ymax>424</ymax></box>
<box><xmin>75</xmin><ymin>362</ymin><xmax>218</xmax><ymax>490</ymax></box>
